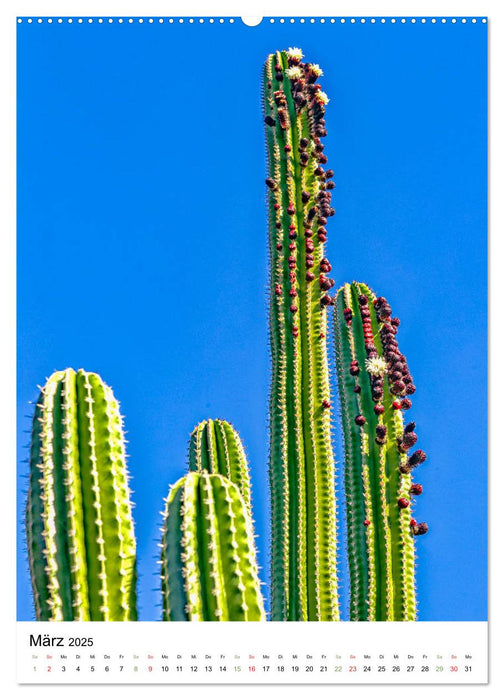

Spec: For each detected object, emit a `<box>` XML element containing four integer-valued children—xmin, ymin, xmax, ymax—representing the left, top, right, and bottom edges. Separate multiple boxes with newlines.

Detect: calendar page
<box><xmin>16</xmin><ymin>10</ymin><xmax>488</xmax><ymax>686</ymax></box>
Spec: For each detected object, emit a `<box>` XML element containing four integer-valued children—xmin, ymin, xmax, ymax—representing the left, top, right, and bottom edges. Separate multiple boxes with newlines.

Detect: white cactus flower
<box><xmin>315</xmin><ymin>91</ymin><xmax>330</xmax><ymax>105</ymax></box>
<box><xmin>285</xmin><ymin>66</ymin><xmax>303</xmax><ymax>80</ymax></box>
<box><xmin>286</xmin><ymin>47</ymin><xmax>303</xmax><ymax>61</ymax></box>
<box><xmin>365</xmin><ymin>356</ymin><xmax>388</xmax><ymax>377</ymax></box>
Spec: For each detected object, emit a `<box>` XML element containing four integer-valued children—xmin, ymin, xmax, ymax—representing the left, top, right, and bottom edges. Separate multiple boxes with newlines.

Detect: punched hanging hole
<box><xmin>241</xmin><ymin>17</ymin><xmax>263</xmax><ymax>26</ymax></box>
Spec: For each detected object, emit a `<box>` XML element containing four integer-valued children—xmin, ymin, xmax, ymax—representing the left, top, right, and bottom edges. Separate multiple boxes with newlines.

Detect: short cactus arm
<box><xmin>264</xmin><ymin>48</ymin><xmax>339</xmax><ymax>621</ymax></box>
<box><xmin>160</xmin><ymin>472</ymin><xmax>265</xmax><ymax>621</ymax></box>
<box><xmin>25</xmin><ymin>368</ymin><xmax>137</xmax><ymax>621</ymax></box>
<box><xmin>188</xmin><ymin>419</ymin><xmax>251</xmax><ymax>516</ymax></box>
<box><xmin>334</xmin><ymin>283</ymin><xmax>427</xmax><ymax>621</ymax></box>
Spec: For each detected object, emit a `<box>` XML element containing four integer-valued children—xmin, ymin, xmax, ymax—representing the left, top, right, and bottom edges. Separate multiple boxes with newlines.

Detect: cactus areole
<box><xmin>334</xmin><ymin>282</ymin><xmax>428</xmax><ymax>621</ymax></box>
<box><xmin>264</xmin><ymin>48</ymin><xmax>339</xmax><ymax>621</ymax></box>
<box><xmin>26</xmin><ymin>369</ymin><xmax>137</xmax><ymax>621</ymax></box>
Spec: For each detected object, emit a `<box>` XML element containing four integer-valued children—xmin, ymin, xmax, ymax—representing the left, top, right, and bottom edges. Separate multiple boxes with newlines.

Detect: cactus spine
<box><xmin>188</xmin><ymin>418</ymin><xmax>252</xmax><ymax>515</ymax></box>
<box><xmin>334</xmin><ymin>282</ymin><xmax>428</xmax><ymax>621</ymax></box>
<box><xmin>160</xmin><ymin>471</ymin><xmax>265</xmax><ymax>621</ymax></box>
<box><xmin>264</xmin><ymin>48</ymin><xmax>339</xmax><ymax>621</ymax></box>
<box><xmin>26</xmin><ymin>368</ymin><xmax>137</xmax><ymax>621</ymax></box>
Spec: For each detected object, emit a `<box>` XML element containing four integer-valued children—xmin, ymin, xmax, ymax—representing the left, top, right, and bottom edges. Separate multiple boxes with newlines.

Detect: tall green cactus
<box><xmin>25</xmin><ymin>368</ymin><xmax>137</xmax><ymax>621</ymax></box>
<box><xmin>160</xmin><ymin>471</ymin><xmax>265</xmax><ymax>621</ymax></box>
<box><xmin>264</xmin><ymin>48</ymin><xmax>339</xmax><ymax>621</ymax></box>
<box><xmin>334</xmin><ymin>282</ymin><xmax>428</xmax><ymax>621</ymax></box>
<box><xmin>188</xmin><ymin>418</ymin><xmax>251</xmax><ymax>515</ymax></box>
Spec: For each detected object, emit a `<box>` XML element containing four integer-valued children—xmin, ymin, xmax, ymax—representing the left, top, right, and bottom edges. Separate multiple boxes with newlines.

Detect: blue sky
<box><xmin>17</xmin><ymin>17</ymin><xmax>487</xmax><ymax>621</ymax></box>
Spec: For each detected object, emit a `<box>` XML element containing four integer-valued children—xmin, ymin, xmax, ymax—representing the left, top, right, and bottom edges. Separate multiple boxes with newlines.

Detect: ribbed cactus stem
<box><xmin>160</xmin><ymin>472</ymin><xmax>265</xmax><ymax>621</ymax></box>
<box><xmin>26</xmin><ymin>368</ymin><xmax>137</xmax><ymax>621</ymax></box>
<box><xmin>334</xmin><ymin>282</ymin><xmax>428</xmax><ymax>621</ymax></box>
<box><xmin>264</xmin><ymin>48</ymin><xmax>339</xmax><ymax>621</ymax></box>
<box><xmin>188</xmin><ymin>419</ymin><xmax>252</xmax><ymax>516</ymax></box>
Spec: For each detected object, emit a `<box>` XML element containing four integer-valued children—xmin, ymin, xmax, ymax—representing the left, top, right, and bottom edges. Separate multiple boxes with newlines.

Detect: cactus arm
<box><xmin>359</xmin><ymin>283</ymin><xmax>417</xmax><ymax>620</ymax></box>
<box><xmin>349</xmin><ymin>284</ymin><xmax>393</xmax><ymax>620</ymax></box>
<box><xmin>264</xmin><ymin>49</ymin><xmax>339</xmax><ymax>620</ymax></box>
<box><xmin>264</xmin><ymin>56</ymin><xmax>290</xmax><ymax>621</ymax></box>
<box><xmin>266</xmin><ymin>51</ymin><xmax>308</xmax><ymax>620</ymax></box>
<box><xmin>160</xmin><ymin>480</ymin><xmax>188</xmax><ymax>621</ymax></box>
<box><xmin>160</xmin><ymin>472</ymin><xmax>265</xmax><ymax>621</ymax></box>
<box><xmin>334</xmin><ymin>282</ymin><xmax>426</xmax><ymax>620</ymax></box>
<box><xmin>189</xmin><ymin>419</ymin><xmax>252</xmax><ymax>516</ymax></box>
<box><xmin>26</xmin><ymin>368</ymin><xmax>137</xmax><ymax>621</ymax></box>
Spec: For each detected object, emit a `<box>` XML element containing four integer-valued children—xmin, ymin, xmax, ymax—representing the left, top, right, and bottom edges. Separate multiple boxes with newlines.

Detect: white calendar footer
<box><xmin>17</xmin><ymin>620</ymin><xmax>488</xmax><ymax>684</ymax></box>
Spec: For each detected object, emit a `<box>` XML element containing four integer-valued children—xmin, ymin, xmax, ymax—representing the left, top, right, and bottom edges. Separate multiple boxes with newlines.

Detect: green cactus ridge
<box><xmin>160</xmin><ymin>471</ymin><xmax>266</xmax><ymax>621</ymax></box>
<box><xmin>26</xmin><ymin>368</ymin><xmax>137</xmax><ymax>621</ymax></box>
<box><xmin>264</xmin><ymin>48</ymin><xmax>339</xmax><ymax>621</ymax></box>
<box><xmin>333</xmin><ymin>282</ymin><xmax>428</xmax><ymax>621</ymax></box>
<box><xmin>188</xmin><ymin>418</ymin><xmax>252</xmax><ymax>516</ymax></box>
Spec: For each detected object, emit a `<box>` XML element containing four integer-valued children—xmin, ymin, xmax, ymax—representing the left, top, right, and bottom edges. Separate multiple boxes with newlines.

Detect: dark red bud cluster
<box><xmin>349</xmin><ymin>360</ymin><xmax>360</xmax><ymax>376</ymax></box>
<box><xmin>320</xmin><ymin>258</ymin><xmax>332</xmax><ymax>273</ymax></box>
<box><xmin>411</xmin><ymin>521</ymin><xmax>428</xmax><ymax>536</ymax></box>
<box><xmin>355</xmin><ymin>415</ymin><xmax>366</xmax><ymax>426</ymax></box>
<box><xmin>377</xmin><ymin>297</ymin><xmax>415</xmax><ymax>400</ymax></box>
<box><xmin>277</xmin><ymin>109</ymin><xmax>288</xmax><ymax>130</ymax></box>
<box><xmin>398</xmin><ymin>497</ymin><xmax>409</xmax><ymax>509</ymax></box>
<box><xmin>410</xmin><ymin>483</ymin><xmax>423</xmax><ymax>495</ymax></box>
<box><xmin>375</xmin><ymin>424</ymin><xmax>387</xmax><ymax>445</ymax></box>
<box><xmin>409</xmin><ymin>450</ymin><xmax>427</xmax><ymax>468</ymax></box>
<box><xmin>274</xmin><ymin>90</ymin><xmax>287</xmax><ymax>107</ymax></box>
<box><xmin>400</xmin><ymin>431</ymin><xmax>418</xmax><ymax>451</ymax></box>
<box><xmin>320</xmin><ymin>294</ymin><xmax>333</xmax><ymax>307</ymax></box>
<box><xmin>319</xmin><ymin>275</ymin><xmax>334</xmax><ymax>291</ymax></box>
<box><xmin>322</xmin><ymin>399</ymin><xmax>331</xmax><ymax>409</ymax></box>
<box><xmin>343</xmin><ymin>307</ymin><xmax>352</xmax><ymax>323</ymax></box>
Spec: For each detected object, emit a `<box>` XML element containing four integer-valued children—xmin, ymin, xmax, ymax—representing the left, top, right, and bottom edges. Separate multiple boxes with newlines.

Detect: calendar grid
<box><xmin>17</xmin><ymin>621</ymin><xmax>488</xmax><ymax>684</ymax></box>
